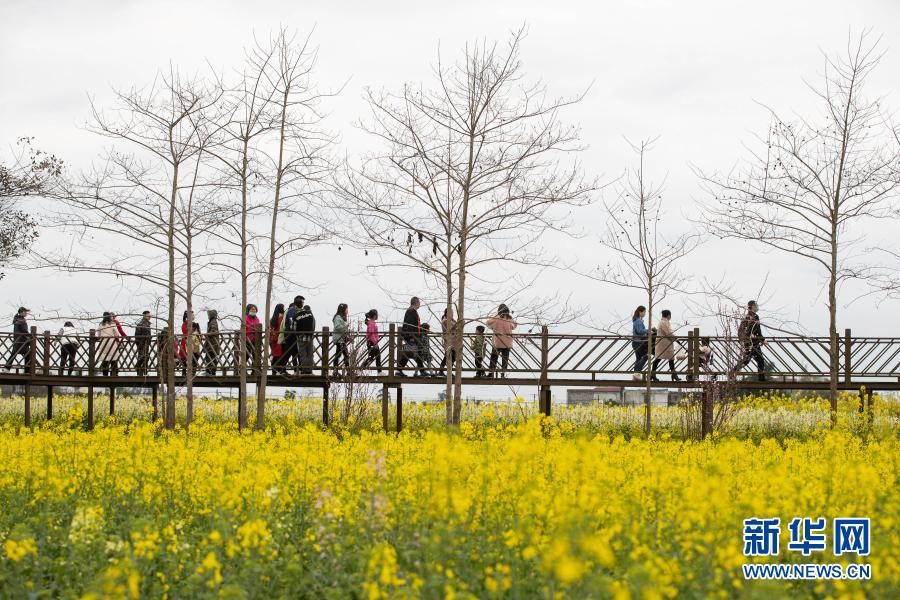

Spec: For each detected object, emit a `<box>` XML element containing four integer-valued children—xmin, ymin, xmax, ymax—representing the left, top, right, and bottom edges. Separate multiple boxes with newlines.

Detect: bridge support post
<box><xmin>381</xmin><ymin>383</ymin><xmax>389</xmax><ymax>432</ymax></box>
<box><xmin>151</xmin><ymin>384</ymin><xmax>158</xmax><ymax>422</ymax></box>
<box><xmin>322</xmin><ymin>384</ymin><xmax>330</xmax><ymax>427</ymax></box>
<box><xmin>844</xmin><ymin>329</ymin><xmax>851</xmax><ymax>386</ymax></box>
<box><xmin>539</xmin><ymin>385</ymin><xmax>551</xmax><ymax>417</ymax></box>
<box><xmin>47</xmin><ymin>386</ymin><xmax>53</xmax><ymax>420</ymax></box>
<box><xmin>867</xmin><ymin>388</ymin><xmax>874</xmax><ymax>426</ymax></box>
<box><xmin>109</xmin><ymin>386</ymin><xmax>116</xmax><ymax>416</ymax></box>
<box><xmin>396</xmin><ymin>385</ymin><xmax>403</xmax><ymax>433</ymax></box>
<box><xmin>24</xmin><ymin>385</ymin><xmax>31</xmax><ymax>427</ymax></box>
<box><xmin>87</xmin><ymin>386</ymin><xmax>94</xmax><ymax>430</ymax></box>
<box><xmin>701</xmin><ymin>390</ymin><xmax>713</xmax><ymax>438</ymax></box>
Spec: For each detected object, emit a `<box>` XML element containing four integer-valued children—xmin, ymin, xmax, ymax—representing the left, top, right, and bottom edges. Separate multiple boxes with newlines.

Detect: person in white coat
<box><xmin>652</xmin><ymin>309</ymin><xmax>680</xmax><ymax>382</ymax></box>
<box><xmin>97</xmin><ymin>313</ymin><xmax>121</xmax><ymax>376</ymax></box>
<box><xmin>57</xmin><ymin>321</ymin><xmax>80</xmax><ymax>376</ymax></box>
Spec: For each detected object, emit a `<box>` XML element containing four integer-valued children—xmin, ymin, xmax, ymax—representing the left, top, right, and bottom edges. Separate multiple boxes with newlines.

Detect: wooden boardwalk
<box><xmin>1</xmin><ymin>325</ymin><xmax>897</xmax><ymax>427</ymax></box>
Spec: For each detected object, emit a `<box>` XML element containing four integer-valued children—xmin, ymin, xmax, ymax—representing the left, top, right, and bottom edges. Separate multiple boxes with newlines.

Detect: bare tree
<box><xmin>253</xmin><ymin>29</ymin><xmax>335</xmax><ymax>427</ymax></box>
<box><xmin>337</xmin><ymin>28</ymin><xmax>596</xmax><ymax>425</ymax></box>
<box><xmin>33</xmin><ymin>68</ymin><xmax>222</xmax><ymax>429</ymax></box>
<box><xmin>697</xmin><ymin>33</ymin><xmax>900</xmax><ymax>417</ymax></box>
<box><xmin>583</xmin><ymin>138</ymin><xmax>699</xmax><ymax>436</ymax></box>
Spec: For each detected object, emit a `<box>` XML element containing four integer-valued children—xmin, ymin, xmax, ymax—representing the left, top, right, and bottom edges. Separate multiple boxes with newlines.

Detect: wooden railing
<box><xmin>1</xmin><ymin>325</ymin><xmax>897</xmax><ymax>384</ymax></box>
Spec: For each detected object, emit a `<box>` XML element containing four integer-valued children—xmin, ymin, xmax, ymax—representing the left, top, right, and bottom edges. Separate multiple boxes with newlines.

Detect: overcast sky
<box><xmin>2</xmin><ymin>0</ymin><xmax>900</xmax><ymax>342</ymax></box>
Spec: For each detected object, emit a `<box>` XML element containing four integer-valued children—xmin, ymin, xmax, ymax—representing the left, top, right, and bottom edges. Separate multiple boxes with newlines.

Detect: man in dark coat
<box><xmin>135</xmin><ymin>310</ymin><xmax>152</xmax><ymax>376</ymax></box>
<box><xmin>280</xmin><ymin>295</ymin><xmax>304</xmax><ymax>374</ymax></box>
<box><xmin>3</xmin><ymin>307</ymin><xmax>31</xmax><ymax>372</ymax></box>
<box><xmin>295</xmin><ymin>304</ymin><xmax>316</xmax><ymax>374</ymax></box>
<box><xmin>738</xmin><ymin>300</ymin><xmax>766</xmax><ymax>381</ymax></box>
<box><xmin>398</xmin><ymin>296</ymin><xmax>430</xmax><ymax>377</ymax></box>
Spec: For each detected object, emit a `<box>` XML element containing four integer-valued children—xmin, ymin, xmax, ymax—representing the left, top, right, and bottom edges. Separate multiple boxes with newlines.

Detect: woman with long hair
<box><xmin>332</xmin><ymin>303</ymin><xmax>350</xmax><ymax>368</ymax></box>
<box><xmin>632</xmin><ymin>305</ymin><xmax>649</xmax><ymax>377</ymax></box>
<box><xmin>97</xmin><ymin>312</ymin><xmax>121</xmax><ymax>376</ymax></box>
<box><xmin>269</xmin><ymin>303</ymin><xmax>286</xmax><ymax>374</ymax></box>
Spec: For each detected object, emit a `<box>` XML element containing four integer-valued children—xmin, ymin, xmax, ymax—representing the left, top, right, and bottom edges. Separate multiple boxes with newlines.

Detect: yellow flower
<box><xmin>3</xmin><ymin>537</ymin><xmax>37</xmax><ymax>561</ymax></box>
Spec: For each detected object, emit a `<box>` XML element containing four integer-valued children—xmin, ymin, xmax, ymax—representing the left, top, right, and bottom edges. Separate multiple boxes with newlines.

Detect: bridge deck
<box><xmin>1</xmin><ymin>325</ymin><xmax>895</xmax><ymax>427</ymax></box>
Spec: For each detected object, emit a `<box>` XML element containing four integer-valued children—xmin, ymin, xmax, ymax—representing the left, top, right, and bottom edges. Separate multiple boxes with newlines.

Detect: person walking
<box><xmin>651</xmin><ymin>309</ymin><xmax>680</xmax><ymax>381</ymax></box>
<box><xmin>738</xmin><ymin>300</ymin><xmax>766</xmax><ymax>382</ymax></box>
<box><xmin>134</xmin><ymin>311</ymin><xmax>152</xmax><ymax>376</ymax></box>
<box><xmin>57</xmin><ymin>321</ymin><xmax>79</xmax><ymax>376</ymax></box>
<box><xmin>398</xmin><ymin>297</ymin><xmax>429</xmax><ymax>377</ymax></box>
<box><xmin>362</xmin><ymin>309</ymin><xmax>382</xmax><ymax>373</ymax></box>
<box><xmin>178</xmin><ymin>310</ymin><xmax>193</xmax><ymax>370</ymax></box>
<box><xmin>4</xmin><ymin>307</ymin><xmax>31</xmax><ymax>373</ymax></box>
<box><xmin>204</xmin><ymin>310</ymin><xmax>220</xmax><ymax>376</ymax></box>
<box><xmin>419</xmin><ymin>322</ymin><xmax>435</xmax><ymax>376</ymax></box>
<box><xmin>157</xmin><ymin>327</ymin><xmax>172</xmax><ymax>380</ymax></box>
<box><xmin>472</xmin><ymin>325</ymin><xmax>486</xmax><ymax>378</ymax></box>
<box><xmin>97</xmin><ymin>313</ymin><xmax>121</xmax><ymax>376</ymax></box>
<box><xmin>332</xmin><ymin>303</ymin><xmax>350</xmax><ymax>368</ymax></box>
<box><xmin>487</xmin><ymin>304</ymin><xmax>517</xmax><ymax>378</ymax></box>
<box><xmin>279</xmin><ymin>296</ymin><xmax>304</xmax><ymax>374</ymax></box>
<box><xmin>438</xmin><ymin>308</ymin><xmax>457</xmax><ymax>377</ymax></box>
<box><xmin>632</xmin><ymin>305</ymin><xmax>649</xmax><ymax>377</ymax></box>
<box><xmin>245</xmin><ymin>304</ymin><xmax>261</xmax><ymax>369</ymax></box>
<box><xmin>295</xmin><ymin>304</ymin><xmax>316</xmax><ymax>374</ymax></box>
<box><xmin>187</xmin><ymin>322</ymin><xmax>203</xmax><ymax>375</ymax></box>
<box><xmin>269</xmin><ymin>303</ymin><xmax>285</xmax><ymax>374</ymax></box>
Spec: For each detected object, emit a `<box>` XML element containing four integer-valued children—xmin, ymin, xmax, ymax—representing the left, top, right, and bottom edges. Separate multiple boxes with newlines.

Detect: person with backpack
<box><xmin>134</xmin><ymin>311</ymin><xmax>152</xmax><ymax>376</ymax></box>
<box><xmin>4</xmin><ymin>307</ymin><xmax>31</xmax><ymax>373</ymax></box>
<box><xmin>362</xmin><ymin>309</ymin><xmax>382</xmax><ymax>373</ymax></box>
<box><xmin>57</xmin><ymin>320</ymin><xmax>79</xmax><ymax>376</ymax></box>
<box><xmin>398</xmin><ymin>297</ymin><xmax>429</xmax><ymax>377</ymax></box>
<box><xmin>295</xmin><ymin>304</ymin><xmax>316</xmax><ymax>374</ymax></box>
<box><xmin>738</xmin><ymin>300</ymin><xmax>766</xmax><ymax>382</ymax></box>
<box><xmin>279</xmin><ymin>295</ymin><xmax>304</xmax><ymax>374</ymax></box>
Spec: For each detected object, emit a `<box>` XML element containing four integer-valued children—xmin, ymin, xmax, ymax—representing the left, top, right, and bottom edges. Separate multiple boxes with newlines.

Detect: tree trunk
<box><xmin>165</xmin><ymin>163</ymin><xmax>179</xmax><ymax>430</ymax></box>
<box><xmin>828</xmin><ymin>236</ymin><xmax>839</xmax><ymax>426</ymax></box>
<box><xmin>238</xmin><ymin>143</ymin><xmax>250</xmax><ymax>431</ymax></box>
<box><xmin>644</xmin><ymin>295</ymin><xmax>654</xmax><ymax>437</ymax></box>
<box><xmin>257</xmin><ymin>86</ymin><xmax>290</xmax><ymax>429</ymax></box>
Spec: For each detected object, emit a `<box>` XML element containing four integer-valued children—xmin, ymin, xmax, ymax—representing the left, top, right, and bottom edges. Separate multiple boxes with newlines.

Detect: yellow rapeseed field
<box><xmin>0</xmin><ymin>395</ymin><xmax>896</xmax><ymax>598</ymax></box>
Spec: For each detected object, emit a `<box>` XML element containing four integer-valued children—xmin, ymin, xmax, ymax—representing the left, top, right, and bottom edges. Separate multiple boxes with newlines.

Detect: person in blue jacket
<box><xmin>632</xmin><ymin>305</ymin><xmax>649</xmax><ymax>375</ymax></box>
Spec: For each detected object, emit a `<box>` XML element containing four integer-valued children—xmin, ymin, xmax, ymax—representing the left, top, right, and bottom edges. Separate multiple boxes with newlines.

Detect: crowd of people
<box><xmin>3</xmin><ymin>298</ymin><xmax>766</xmax><ymax>380</ymax></box>
<box><xmin>1</xmin><ymin>296</ymin><xmax>522</xmax><ymax>379</ymax></box>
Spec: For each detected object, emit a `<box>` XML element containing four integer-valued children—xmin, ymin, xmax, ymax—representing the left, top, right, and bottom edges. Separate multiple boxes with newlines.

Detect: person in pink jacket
<box><xmin>245</xmin><ymin>304</ymin><xmax>261</xmax><ymax>367</ymax></box>
<box><xmin>486</xmin><ymin>303</ymin><xmax>517</xmax><ymax>378</ymax></box>
<box><xmin>362</xmin><ymin>309</ymin><xmax>382</xmax><ymax>373</ymax></box>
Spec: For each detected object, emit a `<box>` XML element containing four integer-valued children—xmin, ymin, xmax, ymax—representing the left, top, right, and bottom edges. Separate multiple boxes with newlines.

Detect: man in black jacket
<box><xmin>398</xmin><ymin>297</ymin><xmax>430</xmax><ymax>377</ymax></box>
<box><xmin>280</xmin><ymin>295</ymin><xmax>304</xmax><ymax>374</ymax></box>
<box><xmin>4</xmin><ymin>307</ymin><xmax>31</xmax><ymax>372</ymax></box>
<box><xmin>295</xmin><ymin>304</ymin><xmax>315</xmax><ymax>374</ymax></box>
<box><xmin>135</xmin><ymin>310</ymin><xmax>152</xmax><ymax>376</ymax></box>
<box><xmin>738</xmin><ymin>300</ymin><xmax>766</xmax><ymax>381</ymax></box>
